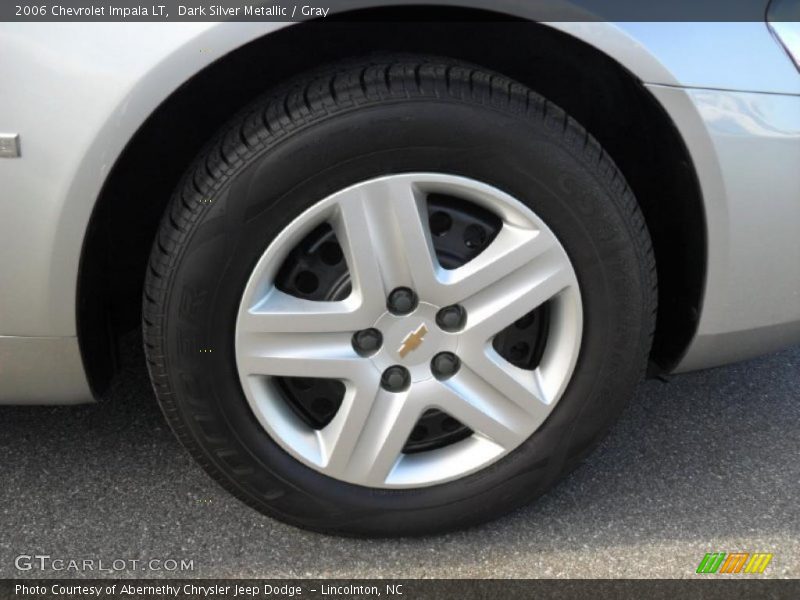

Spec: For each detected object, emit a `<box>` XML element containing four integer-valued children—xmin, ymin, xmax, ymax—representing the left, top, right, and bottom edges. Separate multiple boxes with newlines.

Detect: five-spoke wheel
<box><xmin>235</xmin><ymin>174</ymin><xmax>582</xmax><ymax>488</ymax></box>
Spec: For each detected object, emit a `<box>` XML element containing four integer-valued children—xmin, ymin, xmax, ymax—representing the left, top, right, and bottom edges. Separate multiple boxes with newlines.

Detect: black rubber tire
<box><xmin>143</xmin><ymin>56</ymin><xmax>657</xmax><ymax>537</ymax></box>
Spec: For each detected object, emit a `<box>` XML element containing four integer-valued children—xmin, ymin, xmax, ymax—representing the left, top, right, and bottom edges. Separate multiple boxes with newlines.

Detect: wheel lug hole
<box><xmin>436</xmin><ymin>304</ymin><xmax>466</xmax><ymax>332</ymax></box>
<box><xmin>429</xmin><ymin>211</ymin><xmax>453</xmax><ymax>237</ymax></box>
<box><xmin>431</xmin><ymin>352</ymin><xmax>460</xmax><ymax>380</ymax></box>
<box><xmin>463</xmin><ymin>224</ymin><xmax>487</xmax><ymax>249</ymax></box>
<box><xmin>352</xmin><ymin>328</ymin><xmax>382</xmax><ymax>356</ymax></box>
<box><xmin>387</xmin><ymin>287</ymin><xmax>418</xmax><ymax>315</ymax></box>
<box><xmin>381</xmin><ymin>365</ymin><xmax>411</xmax><ymax>393</ymax></box>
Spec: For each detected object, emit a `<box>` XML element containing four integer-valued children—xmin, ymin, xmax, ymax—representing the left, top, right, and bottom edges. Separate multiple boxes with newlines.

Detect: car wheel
<box><xmin>143</xmin><ymin>56</ymin><xmax>656</xmax><ymax>536</ymax></box>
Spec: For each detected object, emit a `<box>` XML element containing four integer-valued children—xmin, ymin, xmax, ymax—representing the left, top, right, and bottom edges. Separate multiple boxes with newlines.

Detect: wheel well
<box><xmin>78</xmin><ymin>7</ymin><xmax>705</xmax><ymax>396</ymax></box>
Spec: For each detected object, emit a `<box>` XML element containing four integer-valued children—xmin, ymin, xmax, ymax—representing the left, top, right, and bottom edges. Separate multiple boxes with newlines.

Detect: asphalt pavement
<box><xmin>1</xmin><ymin>337</ymin><xmax>798</xmax><ymax>579</ymax></box>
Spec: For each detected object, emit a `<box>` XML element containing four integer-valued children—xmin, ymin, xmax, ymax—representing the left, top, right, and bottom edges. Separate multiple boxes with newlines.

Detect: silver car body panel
<box><xmin>645</xmin><ymin>85</ymin><xmax>800</xmax><ymax>371</ymax></box>
<box><xmin>0</xmin><ymin>336</ymin><xmax>89</xmax><ymax>404</ymax></box>
<box><xmin>1</xmin><ymin>17</ymin><xmax>799</xmax><ymax>403</ymax></box>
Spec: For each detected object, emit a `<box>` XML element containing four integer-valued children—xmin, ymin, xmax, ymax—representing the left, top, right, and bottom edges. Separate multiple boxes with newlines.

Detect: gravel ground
<box><xmin>1</xmin><ymin>337</ymin><xmax>798</xmax><ymax>579</ymax></box>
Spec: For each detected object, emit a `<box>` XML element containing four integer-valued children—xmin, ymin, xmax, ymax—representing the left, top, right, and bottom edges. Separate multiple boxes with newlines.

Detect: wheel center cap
<box><xmin>371</xmin><ymin>302</ymin><xmax>458</xmax><ymax>382</ymax></box>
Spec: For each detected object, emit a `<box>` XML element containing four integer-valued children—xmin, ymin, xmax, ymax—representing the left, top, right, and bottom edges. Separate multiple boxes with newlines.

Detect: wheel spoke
<box><xmin>433</xmin><ymin>366</ymin><xmax>546</xmax><ymax>449</ymax></box>
<box><xmin>238</xmin><ymin>331</ymin><xmax>370</xmax><ymax>381</ymax></box>
<box><xmin>461</xmin><ymin>341</ymin><xmax>552</xmax><ymax>405</ymax></box>
<box><xmin>462</xmin><ymin>247</ymin><xmax>576</xmax><ymax>342</ymax></box>
<box><xmin>241</xmin><ymin>288</ymin><xmax>374</xmax><ymax>334</ymax></box>
<box><xmin>321</xmin><ymin>386</ymin><xmax>421</xmax><ymax>486</ymax></box>
<box><xmin>332</xmin><ymin>177</ymin><xmax>439</xmax><ymax>304</ymax></box>
<box><xmin>429</xmin><ymin>223</ymin><xmax>558</xmax><ymax>306</ymax></box>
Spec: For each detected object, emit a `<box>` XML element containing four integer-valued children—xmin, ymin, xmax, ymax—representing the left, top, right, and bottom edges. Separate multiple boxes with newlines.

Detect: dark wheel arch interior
<box><xmin>77</xmin><ymin>7</ymin><xmax>706</xmax><ymax>397</ymax></box>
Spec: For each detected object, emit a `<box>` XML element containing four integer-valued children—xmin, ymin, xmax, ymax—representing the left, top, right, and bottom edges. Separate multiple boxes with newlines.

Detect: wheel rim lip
<box><xmin>234</xmin><ymin>172</ymin><xmax>583</xmax><ymax>489</ymax></box>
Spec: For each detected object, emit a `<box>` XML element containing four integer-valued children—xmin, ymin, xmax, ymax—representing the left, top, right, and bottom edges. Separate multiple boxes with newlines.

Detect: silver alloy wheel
<box><xmin>235</xmin><ymin>173</ymin><xmax>583</xmax><ymax>489</ymax></box>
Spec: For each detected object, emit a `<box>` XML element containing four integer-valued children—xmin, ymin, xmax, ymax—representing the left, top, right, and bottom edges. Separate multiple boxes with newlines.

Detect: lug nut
<box><xmin>431</xmin><ymin>352</ymin><xmax>461</xmax><ymax>380</ymax></box>
<box><xmin>436</xmin><ymin>304</ymin><xmax>466</xmax><ymax>332</ymax></box>
<box><xmin>381</xmin><ymin>365</ymin><xmax>411</xmax><ymax>393</ymax></box>
<box><xmin>387</xmin><ymin>287</ymin><xmax>418</xmax><ymax>315</ymax></box>
<box><xmin>352</xmin><ymin>328</ymin><xmax>383</xmax><ymax>356</ymax></box>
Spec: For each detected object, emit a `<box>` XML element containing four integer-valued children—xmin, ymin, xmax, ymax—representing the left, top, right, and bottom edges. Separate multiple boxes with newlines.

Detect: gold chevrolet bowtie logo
<box><xmin>398</xmin><ymin>324</ymin><xmax>428</xmax><ymax>358</ymax></box>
